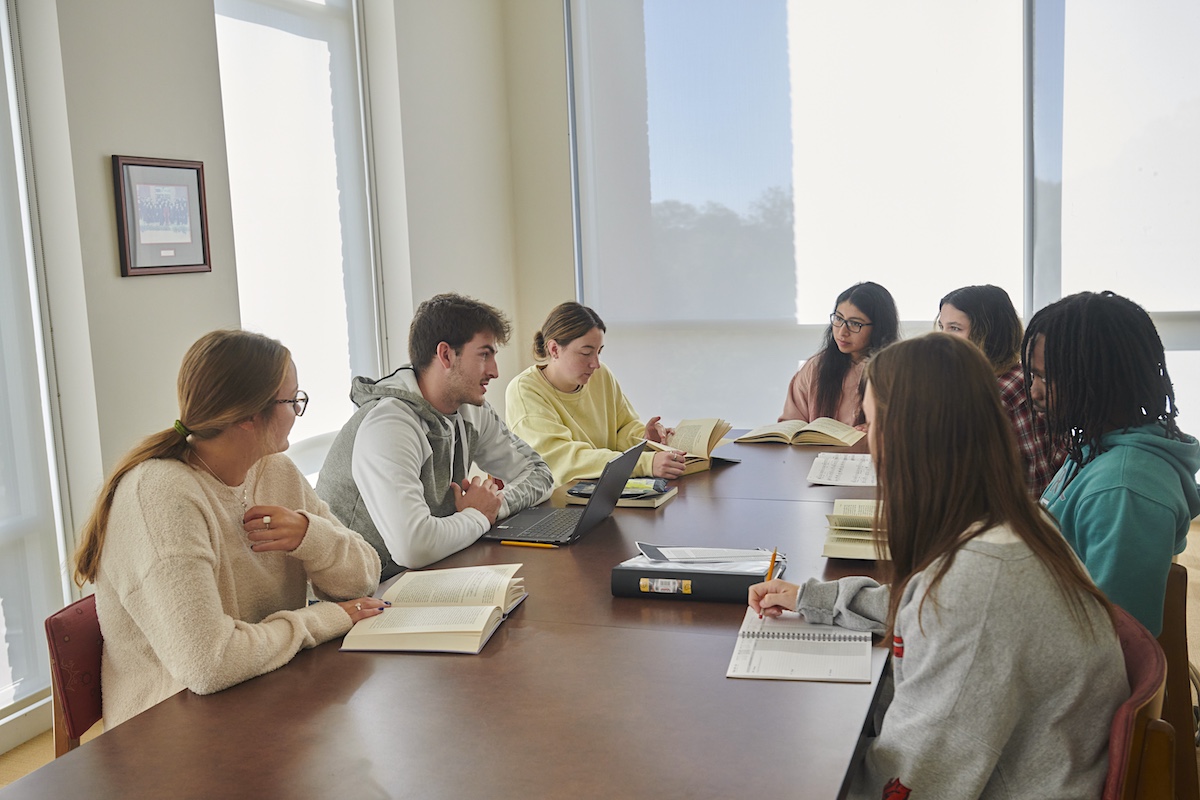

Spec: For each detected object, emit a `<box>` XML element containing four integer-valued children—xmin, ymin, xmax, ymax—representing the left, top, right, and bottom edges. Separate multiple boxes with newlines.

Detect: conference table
<box><xmin>3</xmin><ymin>440</ymin><xmax>887</xmax><ymax>800</ymax></box>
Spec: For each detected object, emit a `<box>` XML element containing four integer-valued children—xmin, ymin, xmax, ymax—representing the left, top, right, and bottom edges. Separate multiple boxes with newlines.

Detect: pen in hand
<box><xmin>759</xmin><ymin>547</ymin><xmax>779</xmax><ymax>619</ymax></box>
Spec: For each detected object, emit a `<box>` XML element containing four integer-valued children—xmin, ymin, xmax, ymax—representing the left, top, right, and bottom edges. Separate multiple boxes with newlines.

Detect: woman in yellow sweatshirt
<box><xmin>505</xmin><ymin>302</ymin><xmax>685</xmax><ymax>487</ymax></box>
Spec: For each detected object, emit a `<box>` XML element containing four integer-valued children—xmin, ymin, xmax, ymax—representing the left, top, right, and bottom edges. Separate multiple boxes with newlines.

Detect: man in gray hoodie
<box><xmin>317</xmin><ymin>294</ymin><xmax>553</xmax><ymax>579</ymax></box>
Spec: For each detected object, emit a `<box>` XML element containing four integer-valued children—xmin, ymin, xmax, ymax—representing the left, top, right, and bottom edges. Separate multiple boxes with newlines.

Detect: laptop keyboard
<box><xmin>508</xmin><ymin>509</ymin><xmax>585</xmax><ymax>542</ymax></box>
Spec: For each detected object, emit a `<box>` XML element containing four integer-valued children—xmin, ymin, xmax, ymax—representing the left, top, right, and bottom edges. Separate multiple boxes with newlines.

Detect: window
<box><xmin>571</xmin><ymin>0</ymin><xmax>1023</xmax><ymax>426</ymax></box>
<box><xmin>0</xmin><ymin>6</ymin><xmax>65</xmax><ymax>745</ymax></box>
<box><xmin>1052</xmin><ymin>0</ymin><xmax>1200</xmax><ymax>434</ymax></box>
<box><xmin>1059</xmin><ymin>1</ymin><xmax>1200</xmax><ymax>312</ymax></box>
<box><xmin>215</xmin><ymin>0</ymin><xmax>379</xmax><ymax>440</ymax></box>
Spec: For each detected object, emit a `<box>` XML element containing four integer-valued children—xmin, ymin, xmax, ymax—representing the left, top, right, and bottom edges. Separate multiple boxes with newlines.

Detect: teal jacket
<box><xmin>1043</xmin><ymin>423</ymin><xmax>1200</xmax><ymax>635</ymax></box>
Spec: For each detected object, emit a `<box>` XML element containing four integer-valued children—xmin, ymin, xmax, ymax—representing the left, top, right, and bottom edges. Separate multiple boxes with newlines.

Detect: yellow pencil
<box><xmin>499</xmin><ymin>540</ymin><xmax>559</xmax><ymax>549</ymax></box>
<box><xmin>760</xmin><ymin>547</ymin><xmax>779</xmax><ymax>620</ymax></box>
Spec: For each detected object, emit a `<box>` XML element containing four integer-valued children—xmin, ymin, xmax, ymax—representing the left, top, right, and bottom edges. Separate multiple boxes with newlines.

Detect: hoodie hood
<box><xmin>350</xmin><ymin>366</ymin><xmax>450</xmax><ymax>435</ymax></box>
<box><xmin>1098</xmin><ymin>423</ymin><xmax>1200</xmax><ymax>518</ymax></box>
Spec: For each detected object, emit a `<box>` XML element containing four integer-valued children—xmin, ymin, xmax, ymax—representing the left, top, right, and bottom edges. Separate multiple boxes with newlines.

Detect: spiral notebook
<box><xmin>726</xmin><ymin>607</ymin><xmax>872</xmax><ymax>682</ymax></box>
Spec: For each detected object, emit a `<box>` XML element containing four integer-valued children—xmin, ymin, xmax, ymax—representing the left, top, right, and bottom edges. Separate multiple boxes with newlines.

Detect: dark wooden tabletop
<box><xmin>3</xmin><ymin>440</ymin><xmax>886</xmax><ymax>800</ymax></box>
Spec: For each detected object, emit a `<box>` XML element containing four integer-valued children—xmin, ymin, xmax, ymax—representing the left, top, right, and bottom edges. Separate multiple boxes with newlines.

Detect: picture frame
<box><xmin>112</xmin><ymin>155</ymin><xmax>211</xmax><ymax>276</ymax></box>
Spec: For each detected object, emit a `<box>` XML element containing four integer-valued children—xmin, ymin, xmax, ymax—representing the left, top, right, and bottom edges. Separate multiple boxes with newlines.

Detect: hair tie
<box><xmin>173</xmin><ymin>420</ymin><xmax>192</xmax><ymax>438</ymax></box>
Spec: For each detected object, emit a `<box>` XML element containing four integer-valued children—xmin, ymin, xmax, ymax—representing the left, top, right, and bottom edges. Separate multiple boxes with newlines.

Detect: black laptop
<box><xmin>482</xmin><ymin>442</ymin><xmax>645</xmax><ymax>545</ymax></box>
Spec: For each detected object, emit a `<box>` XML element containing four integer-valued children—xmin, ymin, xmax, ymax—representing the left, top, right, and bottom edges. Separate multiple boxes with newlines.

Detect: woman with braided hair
<box><xmin>1025</xmin><ymin>291</ymin><xmax>1200</xmax><ymax>635</ymax></box>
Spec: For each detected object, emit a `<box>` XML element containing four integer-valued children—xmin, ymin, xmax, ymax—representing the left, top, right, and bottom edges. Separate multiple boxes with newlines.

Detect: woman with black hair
<box><xmin>779</xmin><ymin>282</ymin><xmax>899</xmax><ymax>427</ymax></box>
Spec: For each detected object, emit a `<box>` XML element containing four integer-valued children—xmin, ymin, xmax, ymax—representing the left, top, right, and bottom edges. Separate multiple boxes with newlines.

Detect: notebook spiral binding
<box><xmin>740</xmin><ymin>630</ymin><xmax>869</xmax><ymax>642</ymax></box>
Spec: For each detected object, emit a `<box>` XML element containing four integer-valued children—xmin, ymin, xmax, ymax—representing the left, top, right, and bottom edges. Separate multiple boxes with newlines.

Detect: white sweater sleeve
<box><xmin>105</xmin><ymin>472</ymin><xmax>354</xmax><ymax>698</ymax></box>
<box><xmin>465</xmin><ymin>401</ymin><xmax>553</xmax><ymax>519</ymax></box>
<box><xmin>290</xmin><ymin>486</ymin><xmax>381</xmax><ymax>600</ymax></box>
<box><xmin>351</xmin><ymin>400</ymin><xmax>490</xmax><ymax>569</ymax></box>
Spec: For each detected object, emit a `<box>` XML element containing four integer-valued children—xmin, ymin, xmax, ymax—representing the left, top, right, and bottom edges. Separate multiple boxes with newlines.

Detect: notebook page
<box><xmin>727</xmin><ymin>608</ymin><xmax>871</xmax><ymax>682</ymax></box>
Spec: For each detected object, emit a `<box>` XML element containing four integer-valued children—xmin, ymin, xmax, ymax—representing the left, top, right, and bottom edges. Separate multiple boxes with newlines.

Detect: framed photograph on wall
<box><xmin>112</xmin><ymin>155</ymin><xmax>211</xmax><ymax>276</ymax></box>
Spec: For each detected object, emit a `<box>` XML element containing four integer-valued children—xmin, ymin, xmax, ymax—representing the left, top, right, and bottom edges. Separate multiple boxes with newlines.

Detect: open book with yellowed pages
<box><xmin>735</xmin><ymin>417</ymin><xmax>864</xmax><ymax>447</ymax></box>
<box><xmin>644</xmin><ymin>417</ymin><xmax>735</xmax><ymax>475</ymax></box>
<box><xmin>341</xmin><ymin>564</ymin><xmax>526</xmax><ymax>654</ymax></box>
<box><xmin>822</xmin><ymin>499</ymin><xmax>889</xmax><ymax>560</ymax></box>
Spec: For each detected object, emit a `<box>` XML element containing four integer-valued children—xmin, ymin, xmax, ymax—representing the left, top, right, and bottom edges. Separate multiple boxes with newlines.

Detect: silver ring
<box><xmin>263</xmin><ymin>515</ymin><xmax>271</xmax><ymax>530</ymax></box>
<box><xmin>355</xmin><ymin>602</ymin><xmax>362</xmax><ymax>612</ymax></box>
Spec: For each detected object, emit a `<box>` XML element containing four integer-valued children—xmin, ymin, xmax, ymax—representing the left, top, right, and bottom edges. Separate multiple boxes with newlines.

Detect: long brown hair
<box><xmin>866</xmin><ymin>333</ymin><xmax>1112</xmax><ymax>634</ymax></box>
<box><xmin>533</xmin><ymin>302</ymin><xmax>606</xmax><ymax>361</ymax></box>
<box><xmin>74</xmin><ymin>330</ymin><xmax>291</xmax><ymax>586</ymax></box>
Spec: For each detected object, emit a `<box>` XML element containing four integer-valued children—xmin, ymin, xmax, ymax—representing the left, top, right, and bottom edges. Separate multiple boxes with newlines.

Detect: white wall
<box><xmin>23</xmin><ymin>0</ymin><xmax>575</xmax><ymax>531</ymax></box>
<box><xmin>51</xmin><ymin>0</ymin><xmax>240</xmax><ymax>471</ymax></box>
<box><xmin>503</xmin><ymin>0</ymin><xmax>577</xmax><ymax>364</ymax></box>
<box><xmin>377</xmin><ymin>1</ymin><xmax>574</xmax><ymax>417</ymax></box>
<box><xmin>388</xmin><ymin>0</ymin><xmax>521</xmax><ymax>403</ymax></box>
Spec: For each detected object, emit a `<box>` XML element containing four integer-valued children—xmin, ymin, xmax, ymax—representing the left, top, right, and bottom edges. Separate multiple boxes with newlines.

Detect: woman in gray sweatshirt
<box><xmin>751</xmin><ymin>333</ymin><xmax>1129</xmax><ymax>799</ymax></box>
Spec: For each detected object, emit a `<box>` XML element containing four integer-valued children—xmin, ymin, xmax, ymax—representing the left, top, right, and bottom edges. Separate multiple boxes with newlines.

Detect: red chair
<box><xmin>1104</xmin><ymin>605</ymin><xmax>1174</xmax><ymax>799</ymax></box>
<box><xmin>44</xmin><ymin>594</ymin><xmax>103</xmax><ymax>756</ymax></box>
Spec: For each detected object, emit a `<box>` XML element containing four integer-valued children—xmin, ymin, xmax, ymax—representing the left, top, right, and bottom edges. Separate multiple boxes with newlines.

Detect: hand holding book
<box><xmin>341</xmin><ymin>564</ymin><xmax>526</xmax><ymax>654</ymax></box>
<box><xmin>643</xmin><ymin>417</ymin><xmax>735</xmax><ymax>476</ymax></box>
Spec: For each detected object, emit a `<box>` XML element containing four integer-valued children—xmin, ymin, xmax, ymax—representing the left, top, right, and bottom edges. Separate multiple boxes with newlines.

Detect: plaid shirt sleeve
<box><xmin>997</xmin><ymin>366</ymin><xmax>1065</xmax><ymax>496</ymax></box>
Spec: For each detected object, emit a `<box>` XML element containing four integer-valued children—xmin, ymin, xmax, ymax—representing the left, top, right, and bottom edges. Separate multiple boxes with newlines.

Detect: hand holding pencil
<box><xmin>748</xmin><ymin>551</ymin><xmax>800</xmax><ymax>619</ymax></box>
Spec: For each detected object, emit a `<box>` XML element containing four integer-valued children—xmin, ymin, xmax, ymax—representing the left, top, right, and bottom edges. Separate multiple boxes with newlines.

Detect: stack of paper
<box><xmin>806</xmin><ymin>452</ymin><xmax>876</xmax><ymax>486</ymax></box>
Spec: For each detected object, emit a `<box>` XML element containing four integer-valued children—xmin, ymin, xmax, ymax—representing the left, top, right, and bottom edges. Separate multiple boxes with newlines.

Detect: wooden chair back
<box><xmin>44</xmin><ymin>594</ymin><xmax>103</xmax><ymax>756</ymax></box>
<box><xmin>1105</xmin><ymin>605</ymin><xmax>1174</xmax><ymax>800</ymax></box>
<box><xmin>1158</xmin><ymin>562</ymin><xmax>1199</xmax><ymax>800</ymax></box>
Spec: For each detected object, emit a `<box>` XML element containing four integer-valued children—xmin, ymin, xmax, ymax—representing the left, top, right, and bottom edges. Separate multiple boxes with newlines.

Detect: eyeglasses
<box><xmin>276</xmin><ymin>390</ymin><xmax>309</xmax><ymax>417</ymax></box>
<box><xmin>829</xmin><ymin>312</ymin><xmax>873</xmax><ymax>334</ymax></box>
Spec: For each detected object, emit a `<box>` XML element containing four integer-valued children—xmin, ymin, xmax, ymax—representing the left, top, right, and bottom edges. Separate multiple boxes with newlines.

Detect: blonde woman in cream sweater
<box><xmin>73</xmin><ymin>330</ymin><xmax>384</xmax><ymax>728</ymax></box>
<box><xmin>505</xmin><ymin>302</ymin><xmax>686</xmax><ymax>487</ymax></box>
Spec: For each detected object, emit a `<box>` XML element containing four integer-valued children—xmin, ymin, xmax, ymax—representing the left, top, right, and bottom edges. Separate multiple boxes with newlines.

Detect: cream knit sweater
<box><xmin>95</xmin><ymin>454</ymin><xmax>380</xmax><ymax>727</ymax></box>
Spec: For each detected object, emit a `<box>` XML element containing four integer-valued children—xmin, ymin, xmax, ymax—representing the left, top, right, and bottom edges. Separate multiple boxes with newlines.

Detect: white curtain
<box><xmin>571</xmin><ymin>0</ymin><xmax>1023</xmax><ymax>428</ymax></box>
<box><xmin>215</xmin><ymin>0</ymin><xmax>378</xmax><ymax>439</ymax></box>
<box><xmin>0</xmin><ymin>4</ymin><xmax>64</xmax><ymax>741</ymax></box>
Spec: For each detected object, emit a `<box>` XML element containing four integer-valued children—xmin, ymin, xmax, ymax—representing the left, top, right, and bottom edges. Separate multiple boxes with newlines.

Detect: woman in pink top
<box><xmin>779</xmin><ymin>281</ymin><xmax>899</xmax><ymax>426</ymax></box>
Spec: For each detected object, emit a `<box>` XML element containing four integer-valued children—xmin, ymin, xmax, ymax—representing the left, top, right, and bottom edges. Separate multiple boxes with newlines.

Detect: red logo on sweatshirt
<box><xmin>883</xmin><ymin>777</ymin><xmax>912</xmax><ymax>799</ymax></box>
<box><xmin>892</xmin><ymin>634</ymin><xmax>904</xmax><ymax>659</ymax></box>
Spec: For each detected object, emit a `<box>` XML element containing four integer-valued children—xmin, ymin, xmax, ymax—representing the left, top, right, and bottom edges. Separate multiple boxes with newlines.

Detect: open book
<box><xmin>822</xmin><ymin>499</ymin><xmax>890</xmax><ymax>560</ymax></box>
<box><xmin>644</xmin><ymin>417</ymin><xmax>735</xmax><ymax>476</ymax></box>
<box><xmin>727</xmin><ymin>608</ymin><xmax>872</xmax><ymax>682</ymax></box>
<box><xmin>735</xmin><ymin>417</ymin><xmax>864</xmax><ymax>447</ymax></box>
<box><xmin>341</xmin><ymin>564</ymin><xmax>526</xmax><ymax>654</ymax></box>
